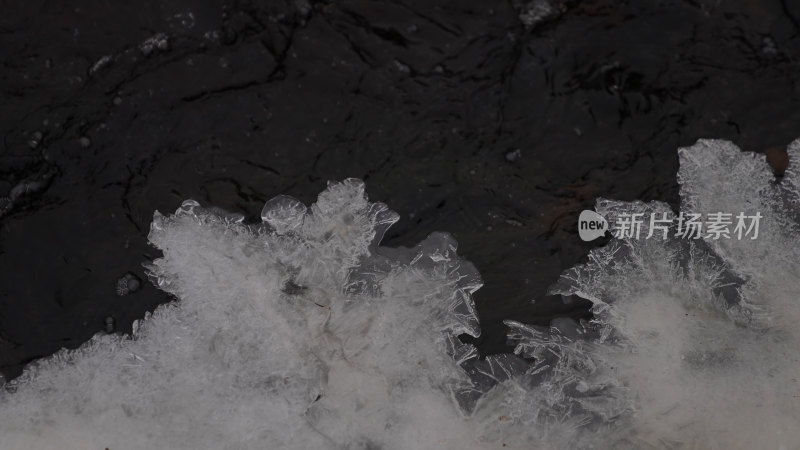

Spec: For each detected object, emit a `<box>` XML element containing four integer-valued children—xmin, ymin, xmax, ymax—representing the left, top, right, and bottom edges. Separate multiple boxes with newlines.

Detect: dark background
<box><xmin>1</xmin><ymin>0</ymin><xmax>798</xmax><ymax>380</ymax></box>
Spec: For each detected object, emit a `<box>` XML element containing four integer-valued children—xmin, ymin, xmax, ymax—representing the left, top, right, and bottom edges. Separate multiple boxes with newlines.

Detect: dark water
<box><xmin>1</xmin><ymin>0</ymin><xmax>799</xmax><ymax>380</ymax></box>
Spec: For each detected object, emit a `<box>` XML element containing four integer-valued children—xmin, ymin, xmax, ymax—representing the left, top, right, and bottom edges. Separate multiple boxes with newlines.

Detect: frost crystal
<box><xmin>2</xmin><ymin>140</ymin><xmax>800</xmax><ymax>449</ymax></box>
<box><xmin>513</xmin><ymin>138</ymin><xmax>800</xmax><ymax>448</ymax></box>
<box><xmin>0</xmin><ymin>178</ymin><xmax>497</xmax><ymax>449</ymax></box>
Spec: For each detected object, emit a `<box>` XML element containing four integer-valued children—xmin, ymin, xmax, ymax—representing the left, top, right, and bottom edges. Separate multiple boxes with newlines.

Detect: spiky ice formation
<box><xmin>0</xmin><ymin>179</ymin><xmax>510</xmax><ymax>449</ymax></box>
<box><xmin>506</xmin><ymin>139</ymin><xmax>800</xmax><ymax>449</ymax></box>
<box><xmin>2</xmin><ymin>140</ymin><xmax>799</xmax><ymax>449</ymax></box>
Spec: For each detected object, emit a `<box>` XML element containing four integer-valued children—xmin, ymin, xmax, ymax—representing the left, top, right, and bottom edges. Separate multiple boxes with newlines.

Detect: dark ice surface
<box><xmin>1</xmin><ymin>0</ymin><xmax>799</xmax><ymax>379</ymax></box>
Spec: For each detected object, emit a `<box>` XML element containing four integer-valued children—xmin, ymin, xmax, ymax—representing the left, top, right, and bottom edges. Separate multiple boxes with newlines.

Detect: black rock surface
<box><xmin>1</xmin><ymin>0</ymin><xmax>799</xmax><ymax>379</ymax></box>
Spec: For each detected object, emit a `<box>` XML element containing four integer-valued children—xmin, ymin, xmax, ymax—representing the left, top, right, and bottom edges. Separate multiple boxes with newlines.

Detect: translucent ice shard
<box><xmin>260</xmin><ymin>194</ymin><xmax>307</xmax><ymax>234</ymax></box>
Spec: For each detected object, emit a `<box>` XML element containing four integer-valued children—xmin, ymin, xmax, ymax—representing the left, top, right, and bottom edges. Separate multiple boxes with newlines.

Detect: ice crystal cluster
<box><xmin>0</xmin><ymin>179</ymin><xmax>517</xmax><ymax>449</ymax></box>
<box><xmin>529</xmin><ymin>138</ymin><xmax>800</xmax><ymax>448</ymax></box>
<box><xmin>1</xmin><ymin>139</ymin><xmax>799</xmax><ymax>449</ymax></box>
